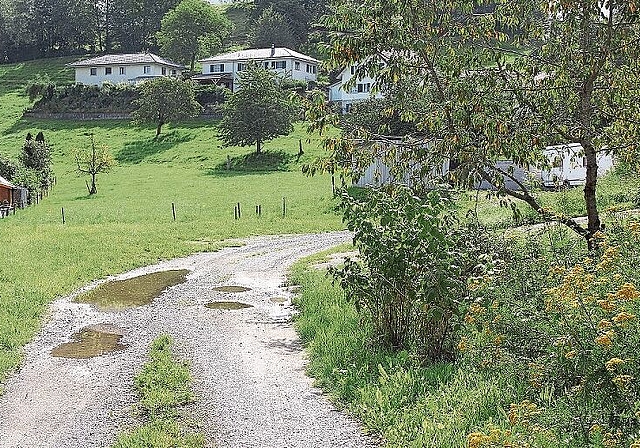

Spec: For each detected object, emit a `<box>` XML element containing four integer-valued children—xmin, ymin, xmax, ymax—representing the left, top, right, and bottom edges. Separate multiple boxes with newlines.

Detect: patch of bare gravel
<box><xmin>0</xmin><ymin>232</ymin><xmax>378</xmax><ymax>448</ymax></box>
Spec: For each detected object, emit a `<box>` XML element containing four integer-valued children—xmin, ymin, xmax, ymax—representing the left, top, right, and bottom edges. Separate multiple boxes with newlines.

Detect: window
<box><xmin>162</xmin><ymin>67</ymin><xmax>167</xmax><ymax>75</ymax></box>
<box><xmin>294</xmin><ymin>61</ymin><xmax>300</xmax><ymax>70</ymax></box>
<box><xmin>350</xmin><ymin>65</ymin><xmax>356</xmax><ymax>75</ymax></box>
<box><xmin>306</xmin><ymin>64</ymin><xmax>311</xmax><ymax>73</ymax></box>
<box><xmin>306</xmin><ymin>64</ymin><xmax>317</xmax><ymax>74</ymax></box>
<box><xmin>264</xmin><ymin>62</ymin><xmax>269</xmax><ymax>69</ymax></box>
<box><xmin>271</xmin><ymin>61</ymin><xmax>276</xmax><ymax>68</ymax></box>
<box><xmin>105</xmin><ymin>67</ymin><xmax>112</xmax><ymax>75</ymax></box>
<box><xmin>119</xmin><ymin>67</ymin><xmax>126</xmax><ymax>75</ymax></box>
<box><xmin>143</xmin><ymin>65</ymin><xmax>151</xmax><ymax>74</ymax></box>
<box><xmin>171</xmin><ymin>69</ymin><xmax>177</xmax><ymax>76</ymax></box>
<box><xmin>357</xmin><ymin>83</ymin><xmax>371</xmax><ymax>93</ymax></box>
<box><xmin>210</xmin><ymin>64</ymin><xmax>225</xmax><ymax>73</ymax></box>
<box><xmin>313</xmin><ymin>65</ymin><xmax>317</xmax><ymax>74</ymax></box>
<box><xmin>237</xmin><ymin>63</ymin><xmax>246</xmax><ymax>71</ymax></box>
<box><xmin>90</xmin><ymin>67</ymin><xmax>97</xmax><ymax>76</ymax></box>
<box><xmin>275</xmin><ymin>61</ymin><xmax>286</xmax><ymax>69</ymax></box>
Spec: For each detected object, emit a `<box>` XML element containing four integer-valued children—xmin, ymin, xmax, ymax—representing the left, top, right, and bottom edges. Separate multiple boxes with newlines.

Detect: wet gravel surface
<box><xmin>0</xmin><ymin>232</ymin><xmax>378</xmax><ymax>448</ymax></box>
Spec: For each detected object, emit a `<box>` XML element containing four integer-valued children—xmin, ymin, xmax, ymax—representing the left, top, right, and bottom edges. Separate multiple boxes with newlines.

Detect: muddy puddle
<box><xmin>75</xmin><ymin>269</ymin><xmax>188</xmax><ymax>311</ymax></box>
<box><xmin>269</xmin><ymin>297</ymin><xmax>288</xmax><ymax>303</ymax></box>
<box><xmin>51</xmin><ymin>324</ymin><xmax>127</xmax><ymax>359</ymax></box>
<box><xmin>212</xmin><ymin>285</ymin><xmax>252</xmax><ymax>293</ymax></box>
<box><xmin>205</xmin><ymin>301</ymin><xmax>253</xmax><ymax>310</ymax></box>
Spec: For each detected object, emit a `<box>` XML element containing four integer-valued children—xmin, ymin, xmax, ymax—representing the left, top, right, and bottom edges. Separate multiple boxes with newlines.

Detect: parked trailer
<box><xmin>541</xmin><ymin>143</ymin><xmax>614</xmax><ymax>188</ymax></box>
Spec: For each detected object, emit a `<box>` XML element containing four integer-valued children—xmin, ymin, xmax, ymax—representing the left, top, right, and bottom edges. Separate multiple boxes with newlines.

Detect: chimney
<box><xmin>271</xmin><ymin>44</ymin><xmax>275</xmax><ymax>57</ymax></box>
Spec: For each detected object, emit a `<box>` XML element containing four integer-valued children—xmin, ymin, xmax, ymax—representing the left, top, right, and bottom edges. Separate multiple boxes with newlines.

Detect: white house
<box><xmin>194</xmin><ymin>46</ymin><xmax>319</xmax><ymax>91</ymax></box>
<box><xmin>68</xmin><ymin>53</ymin><xmax>185</xmax><ymax>86</ymax></box>
<box><xmin>329</xmin><ymin>63</ymin><xmax>383</xmax><ymax>113</ymax></box>
<box><xmin>540</xmin><ymin>143</ymin><xmax>614</xmax><ymax>188</ymax></box>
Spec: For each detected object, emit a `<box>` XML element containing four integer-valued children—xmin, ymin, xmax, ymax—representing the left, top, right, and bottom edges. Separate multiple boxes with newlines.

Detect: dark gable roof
<box><xmin>68</xmin><ymin>53</ymin><xmax>185</xmax><ymax>69</ymax></box>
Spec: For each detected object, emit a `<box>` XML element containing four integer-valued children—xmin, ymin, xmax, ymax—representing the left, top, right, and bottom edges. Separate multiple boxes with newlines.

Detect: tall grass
<box><xmin>290</xmin><ymin>260</ymin><xmax>517</xmax><ymax>447</ymax></box>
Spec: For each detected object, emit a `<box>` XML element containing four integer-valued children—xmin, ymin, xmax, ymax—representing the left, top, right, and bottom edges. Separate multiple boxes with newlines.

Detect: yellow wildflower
<box><xmin>565</xmin><ymin>350</ymin><xmax>577</xmax><ymax>359</ymax></box>
<box><xmin>612</xmin><ymin>374</ymin><xmax>634</xmax><ymax>389</ymax></box>
<box><xmin>598</xmin><ymin>319</ymin><xmax>613</xmax><ymax>330</ymax></box>
<box><xmin>617</xmin><ymin>283</ymin><xmax>640</xmax><ymax>301</ymax></box>
<box><xmin>612</xmin><ymin>311</ymin><xmax>636</xmax><ymax>327</ymax></box>
<box><xmin>605</xmin><ymin>358</ymin><xmax>625</xmax><ymax>372</ymax></box>
<box><xmin>595</xmin><ymin>330</ymin><xmax>616</xmax><ymax>348</ymax></box>
<box><xmin>597</xmin><ymin>298</ymin><xmax>617</xmax><ymax>312</ymax></box>
<box><xmin>468</xmin><ymin>431</ymin><xmax>488</xmax><ymax>448</ymax></box>
<box><xmin>457</xmin><ymin>337</ymin><xmax>468</xmax><ymax>352</ymax></box>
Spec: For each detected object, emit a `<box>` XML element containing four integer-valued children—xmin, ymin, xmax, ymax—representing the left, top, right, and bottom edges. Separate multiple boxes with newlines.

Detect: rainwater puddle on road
<box><xmin>75</xmin><ymin>270</ymin><xmax>189</xmax><ymax>311</ymax></box>
<box><xmin>51</xmin><ymin>324</ymin><xmax>127</xmax><ymax>359</ymax></box>
<box><xmin>269</xmin><ymin>296</ymin><xmax>288</xmax><ymax>303</ymax></box>
<box><xmin>212</xmin><ymin>285</ymin><xmax>252</xmax><ymax>293</ymax></box>
<box><xmin>205</xmin><ymin>301</ymin><xmax>253</xmax><ymax>310</ymax></box>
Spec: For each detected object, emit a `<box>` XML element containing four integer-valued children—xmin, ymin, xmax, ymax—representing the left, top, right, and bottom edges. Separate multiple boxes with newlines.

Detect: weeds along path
<box><xmin>0</xmin><ymin>232</ymin><xmax>377</xmax><ymax>448</ymax></box>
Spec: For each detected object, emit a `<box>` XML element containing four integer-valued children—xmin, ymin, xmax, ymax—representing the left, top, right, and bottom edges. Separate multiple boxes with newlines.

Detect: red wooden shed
<box><xmin>0</xmin><ymin>175</ymin><xmax>15</xmax><ymax>205</ymax></box>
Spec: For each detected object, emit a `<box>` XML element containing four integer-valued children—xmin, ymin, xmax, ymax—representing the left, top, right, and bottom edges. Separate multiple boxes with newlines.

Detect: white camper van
<box><xmin>541</xmin><ymin>143</ymin><xmax>614</xmax><ymax>188</ymax></box>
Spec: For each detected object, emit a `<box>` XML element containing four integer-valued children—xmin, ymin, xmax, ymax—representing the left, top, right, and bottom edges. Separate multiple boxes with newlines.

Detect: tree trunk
<box><xmin>256</xmin><ymin>140</ymin><xmax>262</xmax><ymax>154</ymax></box>
<box><xmin>156</xmin><ymin>121</ymin><xmax>163</xmax><ymax>137</ymax></box>
<box><xmin>90</xmin><ymin>173</ymin><xmax>97</xmax><ymax>195</ymax></box>
<box><xmin>583</xmin><ymin>143</ymin><xmax>600</xmax><ymax>250</ymax></box>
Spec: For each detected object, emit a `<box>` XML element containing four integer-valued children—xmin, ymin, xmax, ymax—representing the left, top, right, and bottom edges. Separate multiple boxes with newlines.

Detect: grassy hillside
<box><xmin>0</xmin><ymin>58</ymin><xmax>341</xmax><ymax>385</ymax></box>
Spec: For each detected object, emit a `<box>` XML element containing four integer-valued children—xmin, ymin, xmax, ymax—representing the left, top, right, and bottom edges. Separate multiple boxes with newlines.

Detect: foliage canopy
<box><xmin>132</xmin><ymin>77</ymin><xmax>202</xmax><ymax>137</ymax></box>
<box><xmin>218</xmin><ymin>64</ymin><xmax>297</xmax><ymax>154</ymax></box>
<box><xmin>157</xmin><ymin>0</ymin><xmax>231</xmax><ymax>72</ymax></box>
<box><xmin>315</xmin><ymin>0</ymin><xmax>640</xmax><ymax>248</ymax></box>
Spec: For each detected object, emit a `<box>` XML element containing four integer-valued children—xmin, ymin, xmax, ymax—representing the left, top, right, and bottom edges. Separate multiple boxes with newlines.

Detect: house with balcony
<box><xmin>194</xmin><ymin>46</ymin><xmax>319</xmax><ymax>91</ymax></box>
<box><xmin>68</xmin><ymin>53</ymin><xmax>185</xmax><ymax>86</ymax></box>
<box><xmin>328</xmin><ymin>63</ymin><xmax>383</xmax><ymax>113</ymax></box>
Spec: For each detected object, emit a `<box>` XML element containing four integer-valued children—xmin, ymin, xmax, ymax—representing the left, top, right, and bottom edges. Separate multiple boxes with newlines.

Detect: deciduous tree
<box><xmin>132</xmin><ymin>77</ymin><xmax>202</xmax><ymax>137</ymax></box>
<box><xmin>157</xmin><ymin>0</ymin><xmax>230</xmax><ymax>72</ymax></box>
<box><xmin>316</xmin><ymin>0</ymin><xmax>640</xmax><ymax>249</ymax></box>
<box><xmin>218</xmin><ymin>64</ymin><xmax>297</xmax><ymax>154</ymax></box>
<box><xmin>75</xmin><ymin>134</ymin><xmax>114</xmax><ymax>195</ymax></box>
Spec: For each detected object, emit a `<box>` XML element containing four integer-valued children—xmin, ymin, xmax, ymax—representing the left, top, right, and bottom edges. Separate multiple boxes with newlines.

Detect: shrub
<box><xmin>332</xmin><ymin>186</ymin><xmax>476</xmax><ymax>362</ymax></box>
<box><xmin>463</xmin><ymin>224</ymin><xmax>640</xmax><ymax>446</ymax></box>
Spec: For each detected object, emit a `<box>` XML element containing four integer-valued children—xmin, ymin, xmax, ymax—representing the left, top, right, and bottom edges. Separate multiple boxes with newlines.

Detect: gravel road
<box><xmin>0</xmin><ymin>232</ymin><xmax>378</xmax><ymax>448</ymax></box>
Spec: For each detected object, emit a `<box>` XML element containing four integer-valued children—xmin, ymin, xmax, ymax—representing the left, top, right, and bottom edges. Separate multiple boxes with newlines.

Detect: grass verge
<box><xmin>113</xmin><ymin>335</ymin><xmax>204</xmax><ymax>448</ymax></box>
<box><xmin>290</xmin><ymin>255</ymin><xmax>517</xmax><ymax>448</ymax></box>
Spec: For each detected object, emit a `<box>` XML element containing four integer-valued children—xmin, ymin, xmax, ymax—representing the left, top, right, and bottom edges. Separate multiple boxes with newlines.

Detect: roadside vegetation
<box><xmin>292</xmin><ymin>200</ymin><xmax>640</xmax><ymax>447</ymax></box>
<box><xmin>113</xmin><ymin>335</ymin><xmax>203</xmax><ymax>448</ymax></box>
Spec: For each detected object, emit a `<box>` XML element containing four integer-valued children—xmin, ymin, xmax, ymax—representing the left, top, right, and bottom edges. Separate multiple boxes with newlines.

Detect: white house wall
<box><xmin>329</xmin><ymin>65</ymin><xmax>383</xmax><ymax>112</ymax></box>
<box><xmin>75</xmin><ymin>64</ymin><xmax>182</xmax><ymax>86</ymax></box>
<box><xmin>203</xmin><ymin>57</ymin><xmax>317</xmax><ymax>90</ymax></box>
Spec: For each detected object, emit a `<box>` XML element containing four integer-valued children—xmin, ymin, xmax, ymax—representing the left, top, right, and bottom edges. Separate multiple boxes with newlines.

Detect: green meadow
<box><xmin>0</xmin><ymin>58</ymin><xmax>342</xmax><ymax>384</ymax></box>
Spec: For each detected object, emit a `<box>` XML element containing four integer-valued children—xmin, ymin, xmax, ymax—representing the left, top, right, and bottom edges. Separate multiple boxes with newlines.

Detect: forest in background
<box><xmin>0</xmin><ymin>0</ymin><xmax>328</xmax><ymax>64</ymax></box>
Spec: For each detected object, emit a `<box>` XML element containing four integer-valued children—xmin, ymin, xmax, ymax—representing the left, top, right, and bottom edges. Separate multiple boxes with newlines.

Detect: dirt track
<box><xmin>0</xmin><ymin>232</ymin><xmax>378</xmax><ymax>448</ymax></box>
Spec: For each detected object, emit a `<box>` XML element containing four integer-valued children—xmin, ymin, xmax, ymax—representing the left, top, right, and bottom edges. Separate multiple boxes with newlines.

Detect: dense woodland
<box><xmin>0</xmin><ymin>0</ymin><xmax>328</xmax><ymax>63</ymax></box>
